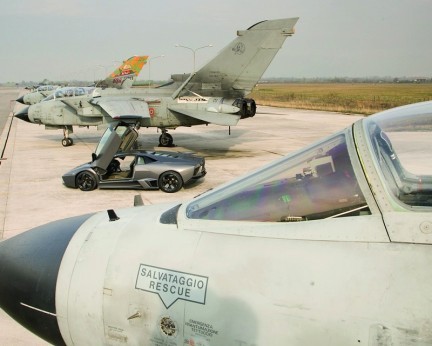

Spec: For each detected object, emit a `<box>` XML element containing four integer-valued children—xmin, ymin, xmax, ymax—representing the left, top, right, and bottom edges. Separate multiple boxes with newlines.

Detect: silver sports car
<box><xmin>62</xmin><ymin>124</ymin><xmax>206</xmax><ymax>193</ymax></box>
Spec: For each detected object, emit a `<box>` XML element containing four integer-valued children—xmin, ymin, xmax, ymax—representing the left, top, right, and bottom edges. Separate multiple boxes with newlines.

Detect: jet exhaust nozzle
<box><xmin>233</xmin><ymin>98</ymin><xmax>257</xmax><ymax>119</ymax></box>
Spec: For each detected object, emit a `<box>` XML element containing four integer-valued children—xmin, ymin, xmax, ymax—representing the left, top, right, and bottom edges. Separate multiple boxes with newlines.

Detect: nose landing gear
<box><xmin>62</xmin><ymin>138</ymin><xmax>73</xmax><ymax>147</ymax></box>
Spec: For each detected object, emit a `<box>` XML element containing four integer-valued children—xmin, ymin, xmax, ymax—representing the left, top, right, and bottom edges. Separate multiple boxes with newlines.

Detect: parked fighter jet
<box><xmin>16</xmin><ymin>84</ymin><xmax>61</xmax><ymax>105</ymax></box>
<box><xmin>14</xmin><ymin>18</ymin><xmax>298</xmax><ymax>147</ymax></box>
<box><xmin>1</xmin><ymin>101</ymin><xmax>432</xmax><ymax>345</ymax></box>
<box><xmin>24</xmin><ymin>79</ymin><xmax>54</xmax><ymax>91</ymax></box>
<box><xmin>15</xmin><ymin>55</ymin><xmax>148</xmax><ymax>105</ymax></box>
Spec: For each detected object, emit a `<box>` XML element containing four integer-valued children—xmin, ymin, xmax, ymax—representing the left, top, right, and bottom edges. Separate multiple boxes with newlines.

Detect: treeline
<box><xmin>260</xmin><ymin>77</ymin><xmax>432</xmax><ymax>84</ymax></box>
<box><xmin>249</xmin><ymin>83</ymin><xmax>432</xmax><ymax>115</ymax></box>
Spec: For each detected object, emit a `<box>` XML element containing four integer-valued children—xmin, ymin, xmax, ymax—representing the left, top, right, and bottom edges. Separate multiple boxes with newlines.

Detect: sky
<box><xmin>0</xmin><ymin>0</ymin><xmax>431</xmax><ymax>83</ymax></box>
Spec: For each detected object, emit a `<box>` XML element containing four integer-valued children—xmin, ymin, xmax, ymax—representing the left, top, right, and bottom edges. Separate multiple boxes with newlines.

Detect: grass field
<box><xmin>249</xmin><ymin>83</ymin><xmax>432</xmax><ymax>115</ymax></box>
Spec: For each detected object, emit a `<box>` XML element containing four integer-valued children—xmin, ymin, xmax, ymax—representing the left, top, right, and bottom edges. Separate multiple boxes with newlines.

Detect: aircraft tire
<box><xmin>159</xmin><ymin>133</ymin><xmax>173</xmax><ymax>147</ymax></box>
<box><xmin>158</xmin><ymin>171</ymin><xmax>183</xmax><ymax>193</ymax></box>
<box><xmin>62</xmin><ymin>138</ymin><xmax>73</xmax><ymax>147</ymax></box>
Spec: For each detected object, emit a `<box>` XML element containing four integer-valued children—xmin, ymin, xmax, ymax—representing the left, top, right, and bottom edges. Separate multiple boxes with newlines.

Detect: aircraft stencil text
<box><xmin>136</xmin><ymin>264</ymin><xmax>208</xmax><ymax>308</ymax></box>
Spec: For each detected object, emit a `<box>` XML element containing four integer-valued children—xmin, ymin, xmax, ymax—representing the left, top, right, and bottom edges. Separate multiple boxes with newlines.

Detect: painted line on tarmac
<box><xmin>0</xmin><ymin>113</ymin><xmax>14</xmax><ymax>163</ymax></box>
<box><xmin>0</xmin><ymin>98</ymin><xmax>17</xmax><ymax>163</ymax></box>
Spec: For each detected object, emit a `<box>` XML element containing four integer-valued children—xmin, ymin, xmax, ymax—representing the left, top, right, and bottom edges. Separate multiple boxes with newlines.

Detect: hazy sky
<box><xmin>1</xmin><ymin>0</ymin><xmax>431</xmax><ymax>82</ymax></box>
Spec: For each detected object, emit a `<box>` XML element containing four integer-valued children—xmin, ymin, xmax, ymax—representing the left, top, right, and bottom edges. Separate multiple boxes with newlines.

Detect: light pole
<box><xmin>96</xmin><ymin>64</ymin><xmax>110</xmax><ymax>79</ymax></box>
<box><xmin>175</xmin><ymin>44</ymin><xmax>213</xmax><ymax>73</ymax></box>
<box><xmin>148</xmin><ymin>55</ymin><xmax>165</xmax><ymax>88</ymax></box>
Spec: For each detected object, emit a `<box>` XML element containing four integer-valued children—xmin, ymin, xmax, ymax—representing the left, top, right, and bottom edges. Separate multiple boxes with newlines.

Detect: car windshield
<box><xmin>186</xmin><ymin>132</ymin><xmax>369</xmax><ymax>222</ymax></box>
<box><xmin>364</xmin><ymin>101</ymin><xmax>432</xmax><ymax>207</ymax></box>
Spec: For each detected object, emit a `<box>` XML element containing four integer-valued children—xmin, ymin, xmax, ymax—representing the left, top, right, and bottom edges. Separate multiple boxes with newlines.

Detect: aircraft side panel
<box><xmin>56</xmin><ymin>206</ymin><xmax>432</xmax><ymax>345</ymax></box>
<box><xmin>56</xmin><ymin>212</ymin><xmax>133</xmax><ymax>345</ymax></box>
<box><xmin>23</xmin><ymin>92</ymin><xmax>45</xmax><ymax>105</ymax></box>
<box><xmin>102</xmin><ymin>221</ymin><xmax>201</xmax><ymax>345</ymax></box>
<box><xmin>184</xmin><ymin>232</ymin><xmax>432</xmax><ymax>345</ymax></box>
<box><xmin>146</xmin><ymin>99</ymin><xmax>206</xmax><ymax>128</ymax></box>
<box><xmin>29</xmin><ymin>99</ymin><xmax>104</xmax><ymax>127</ymax></box>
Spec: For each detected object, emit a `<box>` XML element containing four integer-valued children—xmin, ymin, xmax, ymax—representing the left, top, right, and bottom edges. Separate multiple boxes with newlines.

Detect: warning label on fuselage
<box><xmin>135</xmin><ymin>264</ymin><xmax>208</xmax><ymax>309</ymax></box>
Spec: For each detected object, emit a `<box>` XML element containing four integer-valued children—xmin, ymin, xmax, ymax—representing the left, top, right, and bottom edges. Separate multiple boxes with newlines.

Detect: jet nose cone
<box><xmin>0</xmin><ymin>214</ymin><xmax>93</xmax><ymax>345</ymax></box>
<box><xmin>16</xmin><ymin>95</ymin><xmax>25</xmax><ymax>104</ymax></box>
<box><xmin>14</xmin><ymin>106</ymin><xmax>30</xmax><ymax>122</ymax></box>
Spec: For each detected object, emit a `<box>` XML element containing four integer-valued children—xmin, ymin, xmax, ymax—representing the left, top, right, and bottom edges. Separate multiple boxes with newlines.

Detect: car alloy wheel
<box><xmin>76</xmin><ymin>171</ymin><xmax>97</xmax><ymax>191</ymax></box>
<box><xmin>158</xmin><ymin>171</ymin><xmax>183</xmax><ymax>193</ymax></box>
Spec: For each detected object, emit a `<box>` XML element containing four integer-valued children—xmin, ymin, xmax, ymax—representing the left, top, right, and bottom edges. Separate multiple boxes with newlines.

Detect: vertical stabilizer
<box><xmin>179</xmin><ymin>18</ymin><xmax>298</xmax><ymax>98</ymax></box>
<box><xmin>96</xmin><ymin>55</ymin><xmax>148</xmax><ymax>89</ymax></box>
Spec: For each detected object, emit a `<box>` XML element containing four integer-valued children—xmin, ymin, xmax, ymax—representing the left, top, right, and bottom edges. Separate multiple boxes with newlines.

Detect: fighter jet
<box><xmin>16</xmin><ymin>84</ymin><xmax>61</xmax><ymax>105</ymax></box>
<box><xmin>15</xmin><ymin>55</ymin><xmax>148</xmax><ymax>105</ymax></box>
<box><xmin>24</xmin><ymin>79</ymin><xmax>54</xmax><ymax>91</ymax></box>
<box><xmin>14</xmin><ymin>18</ymin><xmax>298</xmax><ymax>147</ymax></box>
<box><xmin>1</xmin><ymin>101</ymin><xmax>431</xmax><ymax>345</ymax></box>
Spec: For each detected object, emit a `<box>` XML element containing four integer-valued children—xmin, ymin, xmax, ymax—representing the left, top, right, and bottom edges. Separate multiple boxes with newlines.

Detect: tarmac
<box><xmin>0</xmin><ymin>87</ymin><xmax>363</xmax><ymax>345</ymax></box>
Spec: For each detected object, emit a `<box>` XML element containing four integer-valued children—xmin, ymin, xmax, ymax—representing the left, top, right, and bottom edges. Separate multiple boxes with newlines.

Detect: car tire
<box><xmin>76</xmin><ymin>171</ymin><xmax>98</xmax><ymax>191</ymax></box>
<box><xmin>158</xmin><ymin>171</ymin><xmax>183</xmax><ymax>193</ymax></box>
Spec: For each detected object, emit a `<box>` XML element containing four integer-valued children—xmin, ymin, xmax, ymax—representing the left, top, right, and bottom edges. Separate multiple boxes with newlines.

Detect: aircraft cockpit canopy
<box><xmin>42</xmin><ymin>87</ymin><xmax>96</xmax><ymax>101</ymax></box>
<box><xmin>36</xmin><ymin>85</ymin><xmax>59</xmax><ymax>92</ymax></box>
<box><xmin>186</xmin><ymin>101</ymin><xmax>432</xmax><ymax>223</ymax></box>
<box><xmin>187</xmin><ymin>131</ymin><xmax>369</xmax><ymax>222</ymax></box>
<box><xmin>364</xmin><ymin>101</ymin><xmax>432</xmax><ymax>207</ymax></box>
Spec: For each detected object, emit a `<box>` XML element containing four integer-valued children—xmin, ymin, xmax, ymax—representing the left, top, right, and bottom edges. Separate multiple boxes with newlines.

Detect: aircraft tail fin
<box><xmin>177</xmin><ymin>18</ymin><xmax>298</xmax><ymax>98</ymax></box>
<box><xmin>96</xmin><ymin>55</ymin><xmax>148</xmax><ymax>89</ymax></box>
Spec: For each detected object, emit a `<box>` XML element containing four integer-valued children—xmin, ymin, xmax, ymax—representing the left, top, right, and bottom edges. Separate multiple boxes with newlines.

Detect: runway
<box><xmin>0</xmin><ymin>88</ymin><xmax>363</xmax><ymax>345</ymax></box>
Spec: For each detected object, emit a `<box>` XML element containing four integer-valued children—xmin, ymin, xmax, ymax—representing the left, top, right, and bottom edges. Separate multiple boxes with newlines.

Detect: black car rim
<box><xmin>77</xmin><ymin>172</ymin><xmax>96</xmax><ymax>191</ymax></box>
<box><xmin>160</xmin><ymin>173</ymin><xmax>181</xmax><ymax>192</ymax></box>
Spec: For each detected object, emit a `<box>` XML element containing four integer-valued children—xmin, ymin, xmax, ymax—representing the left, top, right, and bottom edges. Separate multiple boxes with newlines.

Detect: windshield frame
<box><xmin>362</xmin><ymin>101</ymin><xmax>432</xmax><ymax>211</ymax></box>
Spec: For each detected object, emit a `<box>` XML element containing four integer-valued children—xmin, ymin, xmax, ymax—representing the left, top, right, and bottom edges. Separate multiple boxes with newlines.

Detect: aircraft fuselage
<box><xmin>26</xmin><ymin>91</ymin><xmax>244</xmax><ymax>130</ymax></box>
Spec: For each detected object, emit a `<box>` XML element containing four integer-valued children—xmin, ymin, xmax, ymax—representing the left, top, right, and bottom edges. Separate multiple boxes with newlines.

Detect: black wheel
<box><xmin>62</xmin><ymin>138</ymin><xmax>73</xmax><ymax>147</ymax></box>
<box><xmin>76</xmin><ymin>171</ymin><xmax>98</xmax><ymax>191</ymax></box>
<box><xmin>159</xmin><ymin>133</ymin><xmax>173</xmax><ymax>147</ymax></box>
<box><xmin>158</xmin><ymin>171</ymin><xmax>183</xmax><ymax>193</ymax></box>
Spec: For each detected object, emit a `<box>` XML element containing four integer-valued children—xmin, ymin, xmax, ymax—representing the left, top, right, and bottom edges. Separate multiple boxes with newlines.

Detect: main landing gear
<box><xmin>159</xmin><ymin>129</ymin><xmax>174</xmax><ymax>147</ymax></box>
<box><xmin>62</xmin><ymin>126</ymin><xmax>74</xmax><ymax>147</ymax></box>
